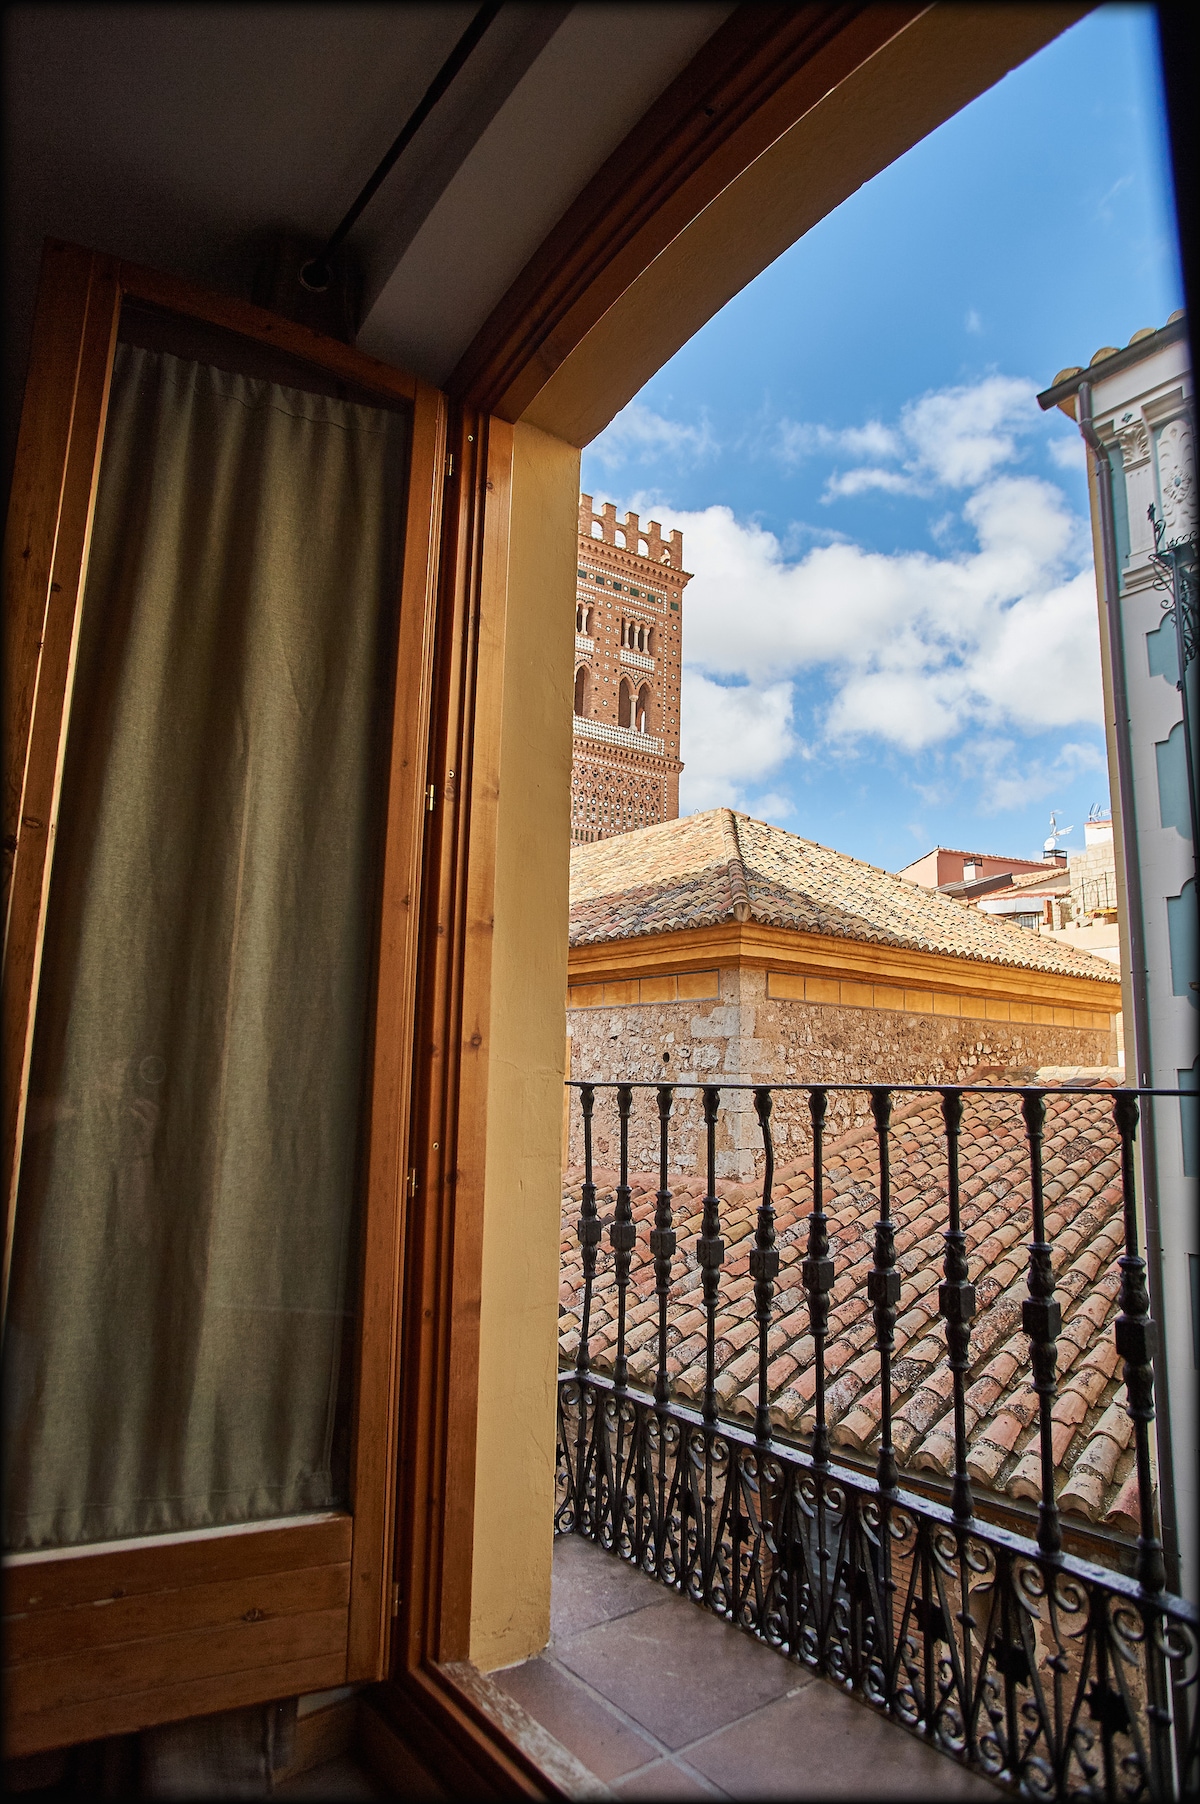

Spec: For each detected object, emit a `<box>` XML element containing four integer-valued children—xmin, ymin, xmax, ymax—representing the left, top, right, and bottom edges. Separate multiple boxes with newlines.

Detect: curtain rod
<box><xmin>301</xmin><ymin>1</ymin><xmax>505</xmax><ymax>293</ymax></box>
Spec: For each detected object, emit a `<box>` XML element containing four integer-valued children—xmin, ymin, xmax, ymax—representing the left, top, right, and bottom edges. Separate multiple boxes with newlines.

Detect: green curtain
<box><xmin>3</xmin><ymin>343</ymin><xmax>409</xmax><ymax>1550</ymax></box>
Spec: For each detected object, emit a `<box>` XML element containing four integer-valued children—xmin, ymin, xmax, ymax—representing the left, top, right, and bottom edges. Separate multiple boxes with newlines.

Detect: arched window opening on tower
<box><xmin>618</xmin><ymin>677</ymin><xmax>633</xmax><ymax>729</ymax></box>
<box><xmin>636</xmin><ymin>684</ymin><xmax>652</xmax><ymax>734</ymax></box>
<box><xmin>574</xmin><ymin>666</ymin><xmax>591</xmax><ymax>718</ymax></box>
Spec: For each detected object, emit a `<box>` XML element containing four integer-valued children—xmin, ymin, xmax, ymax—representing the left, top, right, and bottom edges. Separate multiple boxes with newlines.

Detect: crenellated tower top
<box><xmin>578</xmin><ymin>493</ymin><xmax>686</xmax><ymax>571</ymax></box>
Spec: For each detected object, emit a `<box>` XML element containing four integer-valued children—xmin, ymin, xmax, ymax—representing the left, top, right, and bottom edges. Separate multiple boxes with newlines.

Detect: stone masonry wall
<box><xmin>566</xmin><ymin>964</ymin><xmax>1117</xmax><ymax>1179</ymax></box>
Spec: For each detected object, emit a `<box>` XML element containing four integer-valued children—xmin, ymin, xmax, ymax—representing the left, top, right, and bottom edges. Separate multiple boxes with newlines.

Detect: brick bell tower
<box><xmin>571</xmin><ymin>495</ymin><xmax>689</xmax><ymax>844</ymax></box>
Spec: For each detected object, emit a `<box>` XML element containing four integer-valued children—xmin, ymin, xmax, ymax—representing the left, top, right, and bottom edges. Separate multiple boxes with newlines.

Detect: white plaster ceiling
<box><xmin>355</xmin><ymin>4</ymin><xmax>736</xmax><ymax>379</ymax></box>
<box><xmin>4</xmin><ymin>2</ymin><xmax>733</xmax><ymax>395</ymax></box>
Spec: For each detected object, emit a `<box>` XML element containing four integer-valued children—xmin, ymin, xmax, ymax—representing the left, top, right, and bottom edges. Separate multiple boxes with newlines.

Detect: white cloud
<box><xmin>901</xmin><ymin>376</ymin><xmax>1038</xmax><ymax>487</ymax></box>
<box><xmin>965</xmin><ymin>309</ymin><xmax>983</xmax><ymax>335</ymax></box>
<box><xmin>587</xmin><ymin>401</ymin><xmax>716</xmax><ymax>470</ymax></box>
<box><xmin>958</xmin><ymin>735</ymin><xmax>1107</xmax><ymax>815</ymax></box>
<box><xmin>658</xmin><ymin>474</ymin><xmax>1101</xmax><ymax>756</ymax></box>
<box><xmin>777</xmin><ymin>418</ymin><xmax>899</xmax><ymax>465</ymax></box>
<box><xmin>782</xmin><ymin>374</ymin><xmax>1040</xmax><ymax>500</ymax></box>
<box><xmin>679</xmin><ymin>673</ymin><xmax>796</xmax><ymax>813</ymax></box>
<box><xmin>1096</xmin><ymin>173</ymin><xmax>1134</xmax><ymax>222</ymax></box>
<box><xmin>608</xmin><ymin>374</ymin><xmax>1104</xmax><ymax>812</ymax></box>
<box><xmin>823</xmin><ymin>466</ymin><xmax>919</xmax><ymax>500</ymax></box>
<box><xmin>1048</xmin><ymin>434</ymin><xmax>1087</xmax><ymax>472</ymax></box>
<box><xmin>746</xmin><ymin>791</ymin><xmax>795</xmax><ymax>822</ymax></box>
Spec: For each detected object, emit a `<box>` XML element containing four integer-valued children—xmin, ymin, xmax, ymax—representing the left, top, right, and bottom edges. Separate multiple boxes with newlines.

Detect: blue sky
<box><xmin>580</xmin><ymin>4</ymin><xmax>1183</xmax><ymax>872</ymax></box>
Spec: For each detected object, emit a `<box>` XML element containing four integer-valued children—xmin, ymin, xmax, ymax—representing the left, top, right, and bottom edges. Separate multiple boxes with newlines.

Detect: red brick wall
<box><xmin>571</xmin><ymin>495</ymin><xmax>689</xmax><ymax>842</ymax></box>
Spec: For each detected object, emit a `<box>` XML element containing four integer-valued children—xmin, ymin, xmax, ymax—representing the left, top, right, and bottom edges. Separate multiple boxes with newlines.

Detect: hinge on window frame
<box><xmin>445</xmin><ymin>451</ymin><xmax>454</xmax><ymax>480</ymax></box>
<box><xmin>427</xmin><ymin>783</ymin><xmax>436</xmax><ymax>813</ymax></box>
<box><xmin>391</xmin><ymin>1582</ymin><xmax>401</xmax><ymax>1617</ymax></box>
<box><xmin>406</xmin><ymin>1168</ymin><xmax>418</xmax><ymax>1199</ymax></box>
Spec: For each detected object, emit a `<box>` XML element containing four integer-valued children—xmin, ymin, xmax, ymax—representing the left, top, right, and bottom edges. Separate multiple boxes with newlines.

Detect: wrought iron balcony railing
<box><xmin>555</xmin><ymin>1079</ymin><xmax>1198</xmax><ymax>1802</ymax></box>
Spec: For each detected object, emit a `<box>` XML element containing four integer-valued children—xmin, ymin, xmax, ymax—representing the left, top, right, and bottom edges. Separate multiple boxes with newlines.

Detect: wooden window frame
<box><xmin>2</xmin><ymin>240</ymin><xmax>446</xmax><ymax>1756</ymax></box>
<box><xmin>2</xmin><ymin>12</ymin><xmax>1092</xmax><ymax>1779</ymax></box>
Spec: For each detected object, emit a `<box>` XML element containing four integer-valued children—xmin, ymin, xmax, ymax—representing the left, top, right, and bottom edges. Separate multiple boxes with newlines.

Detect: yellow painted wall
<box><xmin>469</xmin><ymin>421</ymin><xmax>580</xmax><ymax>1671</ymax></box>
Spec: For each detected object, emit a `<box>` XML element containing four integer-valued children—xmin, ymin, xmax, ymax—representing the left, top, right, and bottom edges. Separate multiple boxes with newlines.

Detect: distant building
<box><xmin>1039</xmin><ymin>814</ymin><xmax>1122</xmax><ymax>968</ymax></box>
<box><xmin>897</xmin><ymin>846</ymin><xmax>1060</xmax><ymax>888</ymax></box>
<box><xmin>570</xmin><ymin>495</ymin><xmax>689</xmax><ymax>844</ymax></box>
<box><xmin>566</xmin><ymin>808</ymin><xmax>1121</xmax><ymax>1178</ymax></box>
<box><xmin>975</xmin><ymin>862</ymin><xmax>1073</xmax><ymax>931</ymax></box>
<box><xmin>1039</xmin><ymin>309</ymin><xmax>1196</xmax><ymax>1597</ymax></box>
<box><xmin>1070</xmin><ymin>813</ymin><xmax>1119</xmax><ymax>922</ymax></box>
<box><xmin>903</xmin><ymin>819</ymin><xmax>1122</xmax><ymax>971</ymax></box>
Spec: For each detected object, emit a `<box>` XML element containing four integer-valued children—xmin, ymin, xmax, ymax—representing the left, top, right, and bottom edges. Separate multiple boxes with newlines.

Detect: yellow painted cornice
<box><xmin>566</xmin><ymin>919</ymin><xmax>1119</xmax><ymax>1013</ymax></box>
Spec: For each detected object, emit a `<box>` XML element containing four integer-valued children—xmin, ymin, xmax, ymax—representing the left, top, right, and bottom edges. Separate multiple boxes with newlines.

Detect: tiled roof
<box><xmin>904</xmin><ymin>845</ymin><xmax>1048</xmax><ymax>866</ymax></box>
<box><xmin>1004</xmin><ymin>866</ymin><xmax>1071</xmax><ymax>893</ymax></box>
<box><xmin>570</xmin><ymin>810</ymin><xmax>1120</xmax><ymax>985</ymax></box>
<box><xmin>1067</xmin><ymin>312</ymin><xmax>1188</xmax><ymax>383</ymax></box>
<box><xmin>559</xmin><ymin>1081</ymin><xmax>1141</xmax><ymax>1537</ymax></box>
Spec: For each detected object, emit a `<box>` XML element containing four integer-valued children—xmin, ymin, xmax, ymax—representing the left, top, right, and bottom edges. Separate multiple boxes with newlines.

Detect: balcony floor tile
<box><xmin>551</xmin><ymin>1530</ymin><xmax>672</xmax><ymax>1639</ymax></box>
<box><xmin>494</xmin><ymin>1654</ymin><xmax>660</xmax><ymax>1783</ymax></box>
<box><xmin>552</xmin><ymin>1589</ymin><xmax>800</xmax><ymax>1751</ymax></box>
<box><xmin>493</xmin><ymin>1535</ymin><xmax>1005</xmax><ymax>1800</ymax></box>
<box><xmin>684</xmin><ymin>1685</ymin><xmax>1001</xmax><ymax>1799</ymax></box>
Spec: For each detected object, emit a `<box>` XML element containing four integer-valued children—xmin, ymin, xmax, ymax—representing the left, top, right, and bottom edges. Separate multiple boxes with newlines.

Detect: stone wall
<box><xmin>566</xmin><ymin>963</ymin><xmax>1117</xmax><ymax>1179</ymax></box>
<box><xmin>1069</xmin><ymin>835</ymin><xmax>1118</xmax><ymax>918</ymax></box>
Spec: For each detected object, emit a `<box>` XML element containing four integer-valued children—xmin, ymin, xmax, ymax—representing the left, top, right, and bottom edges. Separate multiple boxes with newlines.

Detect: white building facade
<box><xmin>1041</xmin><ymin>315</ymin><xmax>1197</xmax><ymax>1598</ymax></box>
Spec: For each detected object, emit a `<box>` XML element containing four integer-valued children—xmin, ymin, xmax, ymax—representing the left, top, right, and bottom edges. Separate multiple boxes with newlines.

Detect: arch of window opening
<box><xmin>591</xmin><ymin>521</ymin><xmax>603</xmax><ymax>538</ymax></box>
<box><xmin>574</xmin><ymin>665</ymin><xmax>591</xmax><ymax>717</ymax></box>
<box><xmin>636</xmin><ymin>683</ymin><xmax>652</xmax><ymax>734</ymax></box>
<box><xmin>618</xmin><ymin>677</ymin><xmax>633</xmax><ymax>728</ymax></box>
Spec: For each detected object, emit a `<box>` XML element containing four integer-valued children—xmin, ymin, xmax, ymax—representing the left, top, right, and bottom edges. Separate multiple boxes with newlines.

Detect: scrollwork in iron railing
<box><xmin>555</xmin><ymin>1079</ymin><xmax>1198</xmax><ymax>1802</ymax></box>
<box><xmin>1149</xmin><ymin>504</ymin><xmax>1198</xmax><ymax>678</ymax></box>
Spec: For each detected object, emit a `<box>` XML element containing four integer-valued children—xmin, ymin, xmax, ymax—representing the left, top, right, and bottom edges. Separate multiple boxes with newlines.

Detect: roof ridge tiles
<box><xmin>569</xmin><ymin>809</ymin><xmax>1120</xmax><ymax>982</ymax></box>
<box><xmin>720</xmin><ymin>809</ymin><xmax>752</xmax><ymax>923</ymax></box>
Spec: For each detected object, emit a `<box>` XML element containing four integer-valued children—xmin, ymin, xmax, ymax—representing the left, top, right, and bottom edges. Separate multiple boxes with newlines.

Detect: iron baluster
<box><xmin>752</xmin><ymin>1088</ymin><xmax>780</xmax><ymax>1445</ymax></box>
<box><xmin>1021</xmin><ymin>1089</ymin><xmax>1062</xmax><ymax>1557</ymax></box>
<box><xmin>652</xmin><ymin>1085</ymin><xmax>677</xmax><ymax>1409</ymax></box>
<box><xmin>802</xmin><ymin>1086</ymin><xmax>833</xmax><ymax>1469</ymax></box>
<box><xmin>697</xmin><ymin>1085</ymin><xmax>725</xmax><ymax>1428</ymax></box>
<box><xmin>611</xmin><ymin>1083</ymin><xmax>636</xmax><ymax>1391</ymax></box>
<box><xmin>867</xmin><ymin>1086</ymin><xmax>900</xmax><ymax>1494</ymax></box>
<box><xmin>553</xmin><ymin>1077</ymin><xmax>1200</xmax><ymax>1804</ymax></box>
<box><xmin>576</xmin><ymin>1083</ymin><xmax>599</xmax><ymax>1375</ymax></box>
<box><xmin>1112</xmin><ymin>1092</ymin><xmax>1167</xmax><ymax>1596</ymax></box>
<box><xmin>1113</xmin><ymin>1089</ymin><xmax>1176</xmax><ymax>1802</ymax></box>
<box><xmin>651</xmin><ymin>1084</ymin><xmax>677</xmax><ymax>1578</ymax></box>
<box><xmin>939</xmin><ymin>1087</ymin><xmax>976</xmax><ymax>1524</ymax></box>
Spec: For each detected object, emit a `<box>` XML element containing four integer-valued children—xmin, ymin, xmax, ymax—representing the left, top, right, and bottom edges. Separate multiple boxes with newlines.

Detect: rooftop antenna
<box><xmin>1043</xmin><ymin>810</ymin><xmax>1073</xmax><ymax>858</ymax></box>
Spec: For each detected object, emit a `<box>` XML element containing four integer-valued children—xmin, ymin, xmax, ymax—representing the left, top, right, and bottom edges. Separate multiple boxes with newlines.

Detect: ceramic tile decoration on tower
<box><xmin>571</xmin><ymin>495</ymin><xmax>689</xmax><ymax>843</ymax></box>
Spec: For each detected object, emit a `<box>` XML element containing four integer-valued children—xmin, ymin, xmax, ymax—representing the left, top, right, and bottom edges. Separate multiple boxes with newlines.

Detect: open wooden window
<box><xmin>2</xmin><ymin>242</ymin><xmax>446</xmax><ymax>1756</ymax></box>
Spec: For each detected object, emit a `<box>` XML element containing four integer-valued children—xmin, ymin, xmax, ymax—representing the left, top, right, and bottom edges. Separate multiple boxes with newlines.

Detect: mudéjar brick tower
<box><xmin>571</xmin><ymin>494</ymin><xmax>690</xmax><ymax>843</ymax></box>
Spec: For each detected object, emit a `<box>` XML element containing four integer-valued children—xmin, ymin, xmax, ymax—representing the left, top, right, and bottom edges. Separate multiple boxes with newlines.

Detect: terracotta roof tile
<box><xmin>560</xmin><ymin>1085</ymin><xmax>1139</xmax><ymax>1541</ymax></box>
<box><xmin>570</xmin><ymin>809</ymin><xmax>1120</xmax><ymax>984</ymax></box>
